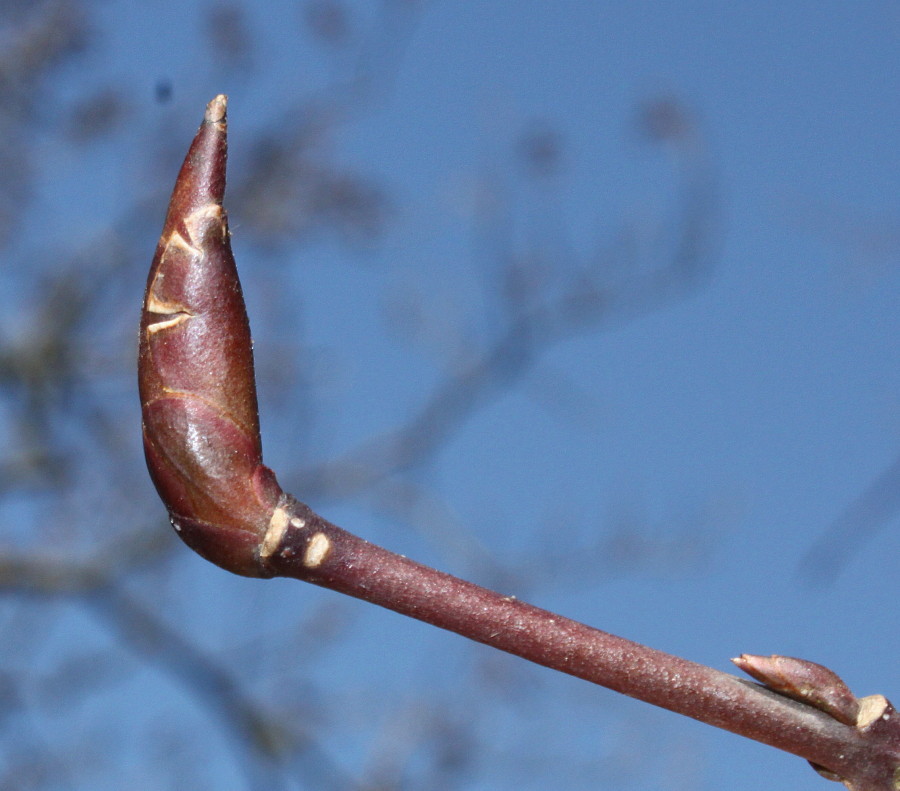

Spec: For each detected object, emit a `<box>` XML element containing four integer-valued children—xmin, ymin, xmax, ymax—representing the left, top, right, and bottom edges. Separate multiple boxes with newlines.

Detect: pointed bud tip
<box><xmin>205</xmin><ymin>94</ymin><xmax>227</xmax><ymax>124</ymax></box>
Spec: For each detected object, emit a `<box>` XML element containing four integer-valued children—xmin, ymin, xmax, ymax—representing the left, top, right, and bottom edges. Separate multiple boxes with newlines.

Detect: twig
<box><xmin>139</xmin><ymin>95</ymin><xmax>900</xmax><ymax>791</ymax></box>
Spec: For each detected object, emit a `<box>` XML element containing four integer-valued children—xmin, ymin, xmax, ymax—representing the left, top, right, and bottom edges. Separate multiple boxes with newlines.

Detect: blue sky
<box><xmin>7</xmin><ymin>2</ymin><xmax>899</xmax><ymax>789</ymax></box>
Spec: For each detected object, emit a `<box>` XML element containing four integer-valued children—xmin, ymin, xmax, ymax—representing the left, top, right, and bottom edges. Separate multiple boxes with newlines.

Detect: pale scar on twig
<box><xmin>260</xmin><ymin>506</ymin><xmax>291</xmax><ymax>558</ymax></box>
<box><xmin>303</xmin><ymin>533</ymin><xmax>331</xmax><ymax>568</ymax></box>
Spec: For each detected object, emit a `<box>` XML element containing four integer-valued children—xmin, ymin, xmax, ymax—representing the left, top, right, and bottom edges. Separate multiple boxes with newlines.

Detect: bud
<box><xmin>138</xmin><ymin>95</ymin><xmax>282</xmax><ymax>576</ymax></box>
<box><xmin>732</xmin><ymin>654</ymin><xmax>859</xmax><ymax>726</ymax></box>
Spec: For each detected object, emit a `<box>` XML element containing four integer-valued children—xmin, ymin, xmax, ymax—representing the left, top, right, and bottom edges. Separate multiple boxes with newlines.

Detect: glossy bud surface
<box><xmin>139</xmin><ymin>95</ymin><xmax>282</xmax><ymax>576</ymax></box>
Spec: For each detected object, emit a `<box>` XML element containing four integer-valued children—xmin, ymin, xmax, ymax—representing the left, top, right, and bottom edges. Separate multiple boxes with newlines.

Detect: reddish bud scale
<box><xmin>732</xmin><ymin>654</ymin><xmax>860</xmax><ymax>727</ymax></box>
<box><xmin>139</xmin><ymin>95</ymin><xmax>282</xmax><ymax>576</ymax></box>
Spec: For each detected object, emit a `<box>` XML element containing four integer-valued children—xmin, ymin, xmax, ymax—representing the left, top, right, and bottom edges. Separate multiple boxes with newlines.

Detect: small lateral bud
<box><xmin>139</xmin><ymin>95</ymin><xmax>283</xmax><ymax>576</ymax></box>
<box><xmin>732</xmin><ymin>654</ymin><xmax>859</xmax><ymax>727</ymax></box>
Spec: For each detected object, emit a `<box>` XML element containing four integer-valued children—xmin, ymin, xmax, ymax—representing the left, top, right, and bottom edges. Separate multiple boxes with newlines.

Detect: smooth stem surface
<box><xmin>259</xmin><ymin>498</ymin><xmax>900</xmax><ymax>789</ymax></box>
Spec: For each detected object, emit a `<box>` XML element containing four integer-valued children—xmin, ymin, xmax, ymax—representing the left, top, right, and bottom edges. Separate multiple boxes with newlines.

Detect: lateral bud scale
<box><xmin>732</xmin><ymin>653</ymin><xmax>860</xmax><ymax>727</ymax></box>
<box><xmin>139</xmin><ymin>95</ymin><xmax>284</xmax><ymax>576</ymax></box>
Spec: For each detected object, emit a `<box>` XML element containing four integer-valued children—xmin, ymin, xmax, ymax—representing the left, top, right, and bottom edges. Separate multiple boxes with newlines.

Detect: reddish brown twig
<box><xmin>139</xmin><ymin>96</ymin><xmax>900</xmax><ymax>790</ymax></box>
